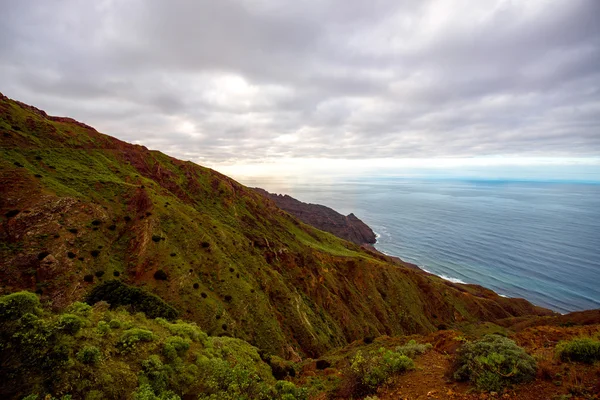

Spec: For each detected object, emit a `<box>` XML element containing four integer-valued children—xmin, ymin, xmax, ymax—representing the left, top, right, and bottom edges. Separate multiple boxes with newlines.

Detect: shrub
<box><xmin>339</xmin><ymin>348</ymin><xmax>414</xmax><ymax>397</ymax></box>
<box><xmin>132</xmin><ymin>383</ymin><xmax>180</xmax><ymax>400</ymax></box>
<box><xmin>85</xmin><ymin>280</ymin><xmax>179</xmax><ymax>320</ymax></box>
<box><xmin>97</xmin><ymin>320</ymin><xmax>111</xmax><ymax>335</ymax></box>
<box><xmin>84</xmin><ymin>274</ymin><xmax>94</xmax><ymax>282</ymax></box>
<box><xmin>139</xmin><ymin>355</ymin><xmax>170</xmax><ymax>394</ymax></box>
<box><xmin>57</xmin><ymin>313</ymin><xmax>85</xmax><ymax>335</ymax></box>
<box><xmin>0</xmin><ymin>291</ymin><xmax>41</xmax><ymax>321</ymax></box>
<box><xmin>156</xmin><ymin>319</ymin><xmax>207</xmax><ymax>343</ymax></box>
<box><xmin>196</xmin><ymin>358</ymin><xmax>270</xmax><ymax>400</ymax></box>
<box><xmin>269</xmin><ymin>355</ymin><xmax>297</xmax><ymax>379</ymax></box>
<box><xmin>154</xmin><ymin>270</ymin><xmax>168</xmax><ymax>280</ymax></box>
<box><xmin>452</xmin><ymin>334</ymin><xmax>536</xmax><ymax>392</ymax></box>
<box><xmin>395</xmin><ymin>340</ymin><xmax>432</xmax><ymax>358</ymax></box>
<box><xmin>273</xmin><ymin>380</ymin><xmax>308</xmax><ymax>400</ymax></box>
<box><xmin>77</xmin><ymin>346</ymin><xmax>102</xmax><ymax>365</ymax></box>
<box><xmin>163</xmin><ymin>336</ymin><xmax>191</xmax><ymax>361</ymax></box>
<box><xmin>66</xmin><ymin>302</ymin><xmax>92</xmax><ymax>316</ymax></box>
<box><xmin>152</xmin><ymin>235</ymin><xmax>163</xmax><ymax>243</ymax></box>
<box><xmin>5</xmin><ymin>209</ymin><xmax>20</xmax><ymax>218</ymax></box>
<box><xmin>95</xmin><ymin>271</ymin><xmax>105</xmax><ymax>278</ymax></box>
<box><xmin>556</xmin><ymin>338</ymin><xmax>600</xmax><ymax>363</ymax></box>
<box><xmin>117</xmin><ymin>328</ymin><xmax>155</xmax><ymax>352</ymax></box>
<box><xmin>109</xmin><ymin>319</ymin><xmax>122</xmax><ymax>329</ymax></box>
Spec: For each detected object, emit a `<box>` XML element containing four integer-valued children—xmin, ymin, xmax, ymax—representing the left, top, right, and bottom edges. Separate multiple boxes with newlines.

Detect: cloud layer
<box><xmin>1</xmin><ymin>0</ymin><xmax>599</xmax><ymax>170</ymax></box>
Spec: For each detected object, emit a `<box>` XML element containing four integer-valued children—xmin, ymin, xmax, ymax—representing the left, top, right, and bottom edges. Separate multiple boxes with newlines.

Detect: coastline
<box><xmin>370</xmin><ymin>231</ymin><xmax>514</xmax><ymax>298</ymax></box>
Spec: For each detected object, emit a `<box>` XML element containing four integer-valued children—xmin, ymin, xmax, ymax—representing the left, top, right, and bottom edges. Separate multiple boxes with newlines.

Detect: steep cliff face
<box><xmin>0</xmin><ymin>92</ymin><xmax>554</xmax><ymax>358</ymax></box>
<box><xmin>254</xmin><ymin>188</ymin><xmax>377</xmax><ymax>245</ymax></box>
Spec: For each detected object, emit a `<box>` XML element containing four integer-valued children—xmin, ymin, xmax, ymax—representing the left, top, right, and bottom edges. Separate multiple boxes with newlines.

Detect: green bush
<box><xmin>117</xmin><ymin>328</ymin><xmax>155</xmax><ymax>352</ymax></box>
<box><xmin>0</xmin><ymin>291</ymin><xmax>40</xmax><ymax>321</ymax></box>
<box><xmin>57</xmin><ymin>314</ymin><xmax>85</xmax><ymax>335</ymax></box>
<box><xmin>139</xmin><ymin>355</ymin><xmax>170</xmax><ymax>394</ymax></box>
<box><xmin>67</xmin><ymin>302</ymin><xmax>92</xmax><ymax>316</ymax></box>
<box><xmin>196</xmin><ymin>358</ymin><xmax>274</xmax><ymax>400</ymax></box>
<box><xmin>556</xmin><ymin>338</ymin><xmax>600</xmax><ymax>363</ymax></box>
<box><xmin>155</xmin><ymin>318</ymin><xmax>207</xmax><ymax>343</ymax></box>
<box><xmin>109</xmin><ymin>319</ymin><xmax>122</xmax><ymax>329</ymax></box>
<box><xmin>453</xmin><ymin>334</ymin><xmax>537</xmax><ymax>392</ymax></box>
<box><xmin>0</xmin><ymin>292</ymin><xmax>304</xmax><ymax>400</ymax></box>
<box><xmin>163</xmin><ymin>336</ymin><xmax>191</xmax><ymax>361</ymax></box>
<box><xmin>273</xmin><ymin>380</ymin><xmax>308</xmax><ymax>400</ymax></box>
<box><xmin>85</xmin><ymin>280</ymin><xmax>178</xmax><ymax>320</ymax></box>
<box><xmin>97</xmin><ymin>320</ymin><xmax>110</xmax><ymax>335</ymax></box>
<box><xmin>77</xmin><ymin>346</ymin><xmax>102</xmax><ymax>365</ymax></box>
<box><xmin>132</xmin><ymin>384</ymin><xmax>180</xmax><ymax>400</ymax></box>
<box><xmin>339</xmin><ymin>348</ymin><xmax>414</xmax><ymax>397</ymax></box>
<box><xmin>395</xmin><ymin>340</ymin><xmax>432</xmax><ymax>358</ymax></box>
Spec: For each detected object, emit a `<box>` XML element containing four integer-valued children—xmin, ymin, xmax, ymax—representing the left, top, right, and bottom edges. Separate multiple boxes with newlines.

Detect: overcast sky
<box><xmin>1</xmin><ymin>0</ymin><xmax>599</xmax><ymax>181</ymax></box>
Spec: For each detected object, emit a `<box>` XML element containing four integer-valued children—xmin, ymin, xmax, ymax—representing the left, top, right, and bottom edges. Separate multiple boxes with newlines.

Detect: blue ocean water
<box><xmin>247</xmin><ymin>178</ymin><xmax>600</xmax><ymax>313</ymax></box>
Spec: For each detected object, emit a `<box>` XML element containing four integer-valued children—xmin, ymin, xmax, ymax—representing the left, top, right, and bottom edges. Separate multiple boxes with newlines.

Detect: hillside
<box><xmin>0</xmin><ymin>92</ymin><xmax>553</xmax><ymax>363</ymax></box>
<box><xmin>253</xmin><ymin>188</ymin><xmax>377</xmax><ymax>246</ymax></box>
<box><xmin>2</xmin><ymin>93</ymin><xmax>600</xmax><ymax>400</ymax></box>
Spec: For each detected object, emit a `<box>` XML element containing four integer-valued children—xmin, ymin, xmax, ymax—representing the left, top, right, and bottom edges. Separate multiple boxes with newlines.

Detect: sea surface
<box><xmin>244</xmin><ymin>178</ymin><xmax>600</xmax><ymax>314</ymax></box>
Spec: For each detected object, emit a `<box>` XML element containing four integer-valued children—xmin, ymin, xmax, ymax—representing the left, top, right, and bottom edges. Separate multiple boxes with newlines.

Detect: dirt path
<box><xmin>378</xmin><ymin>349</ymin><xmax>599</xmax><ymax>400</ymax></box>
<box><xmin>378</xmin><ymin>350</ymin><xmax>473</xmax><ymax>400</ymax></box>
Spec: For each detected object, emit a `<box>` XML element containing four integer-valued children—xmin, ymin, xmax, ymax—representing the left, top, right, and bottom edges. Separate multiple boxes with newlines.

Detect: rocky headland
<box><xmin>254</xmin><ymin>188</ymin><xmax>377</xmax><ymax>246</ymax></box>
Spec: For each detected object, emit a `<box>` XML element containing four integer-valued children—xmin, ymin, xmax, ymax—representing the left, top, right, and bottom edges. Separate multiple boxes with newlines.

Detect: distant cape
<box><xmin>254</xmin><ymin>187</ymin><xmax>377</xmax><ymax>246</ymax></box>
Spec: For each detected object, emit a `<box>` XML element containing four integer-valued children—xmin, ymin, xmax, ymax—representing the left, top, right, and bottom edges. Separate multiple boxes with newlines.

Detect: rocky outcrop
<box><xmin>254</xmin><ymin>188</ymin><xmax>377</xmax><ymax>245</ymax></box>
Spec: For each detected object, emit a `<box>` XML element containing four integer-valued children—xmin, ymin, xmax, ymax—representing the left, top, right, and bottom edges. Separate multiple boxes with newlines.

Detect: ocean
<box><xmin>245</xmin><ymin>178</ymin><xmax>600</xmax><ymax>314</ymax></box>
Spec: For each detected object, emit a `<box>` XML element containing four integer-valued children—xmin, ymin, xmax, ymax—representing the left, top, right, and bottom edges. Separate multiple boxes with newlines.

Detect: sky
<box><xmin>1</xmin><ymin>0</ymin><xmax>599</xmax><ymax>182</ymax></box>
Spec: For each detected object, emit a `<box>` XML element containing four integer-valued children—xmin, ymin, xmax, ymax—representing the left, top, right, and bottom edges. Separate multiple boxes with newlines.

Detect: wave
<box><xmin>421</xmin><ymin>267</ymin><xmax>467</xmax><ymax>284</ymax></box>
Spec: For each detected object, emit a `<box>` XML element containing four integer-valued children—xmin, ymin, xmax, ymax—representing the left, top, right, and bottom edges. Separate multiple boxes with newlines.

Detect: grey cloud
<box><xmin>0</xmin><ymin>0</ymin><xmax>598</xmax><ymax>166</ymax></box>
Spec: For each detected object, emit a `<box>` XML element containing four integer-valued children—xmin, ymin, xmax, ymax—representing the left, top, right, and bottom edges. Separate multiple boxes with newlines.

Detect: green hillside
<box><xmin>0</xmin><ymin>92</ymin><xmax>552</xmax><ymax>363</ymax></box>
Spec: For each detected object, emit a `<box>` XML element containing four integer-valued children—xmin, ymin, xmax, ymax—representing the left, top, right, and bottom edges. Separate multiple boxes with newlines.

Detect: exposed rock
<box><xmin>254</xmin><ymin>188</ymin><xmax>377</xmax><ymax>245</ymax></box>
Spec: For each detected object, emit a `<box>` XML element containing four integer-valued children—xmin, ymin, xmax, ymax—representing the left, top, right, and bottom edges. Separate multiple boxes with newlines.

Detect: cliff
<box><xmin>253</xmin><ymin>188</ymin><xmax>377</xmax><ymax>245</ymax></box>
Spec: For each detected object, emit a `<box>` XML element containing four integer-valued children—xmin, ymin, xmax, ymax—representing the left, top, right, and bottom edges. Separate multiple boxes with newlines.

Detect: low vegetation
<box><xmin>452</xmin><ymin>334</ymin><xmax>537</xmax><ymax>392</ymax></box>
<box><xmin>338</xmin><ymin>345</ymin><xmax>420</xmax><ymax>397</ymax></box>
<box><xmin>0</xmin><ymin>291</ymin><xmax>306</xmax><ymax>400</ymax></box>
<box><xmin>555</xmin><ymin>337</ymin><xmax>600</xmax><ymax>364</ymax></box>
<box><xmin>84</xmin><ymin>280</ymin><xmax>178</xmax><ymax>320</ymax></box>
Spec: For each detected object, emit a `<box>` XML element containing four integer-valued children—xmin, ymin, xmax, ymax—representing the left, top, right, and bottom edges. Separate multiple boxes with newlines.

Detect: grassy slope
<box><xmin>0</xmin><ymin>92</ymin><xmax>553</xmax><ymax>359</ymax></box>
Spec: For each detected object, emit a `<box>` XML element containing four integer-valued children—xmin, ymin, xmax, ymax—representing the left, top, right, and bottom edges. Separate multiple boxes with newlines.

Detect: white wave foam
<box><xmin>421</xmin><ymin>267</ymin><xmax>467</xmax><ymax>284</ymax></box>
<box><xmin>439</xmin><ymin>274</ymin><xmax>467</xmax><ymax>284</ymax></box>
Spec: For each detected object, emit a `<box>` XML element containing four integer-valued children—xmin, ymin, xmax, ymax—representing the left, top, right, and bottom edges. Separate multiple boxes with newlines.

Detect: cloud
<box><xmin>1</xmin><ymin>0</ymin><xmax>599</xmax><ymax>173</ymax></box>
